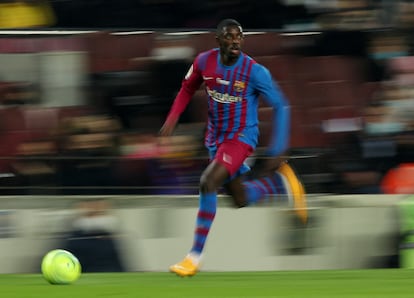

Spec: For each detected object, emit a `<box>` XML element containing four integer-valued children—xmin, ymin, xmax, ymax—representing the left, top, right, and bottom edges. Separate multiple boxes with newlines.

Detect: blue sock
<box><xmin>190</xmin><ymin>192</ymin><xmax>217</xmax><ymax>255</ymax></box>
<box><xmin>243</xmin><ymin>173</ymin><xmax>287</xmax><ymax>205</ymax></box>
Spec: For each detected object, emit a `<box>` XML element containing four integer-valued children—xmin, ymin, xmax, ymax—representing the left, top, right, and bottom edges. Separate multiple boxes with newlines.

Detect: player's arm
<box><xmin>253</xmin><ymin>64</ymin><xmax>290</xmax><ymax>158</ymax></box>
<box><xmin>159</xmin><ymin>59</ymin><xmax>204</xmax><ymax>136</ymax></box>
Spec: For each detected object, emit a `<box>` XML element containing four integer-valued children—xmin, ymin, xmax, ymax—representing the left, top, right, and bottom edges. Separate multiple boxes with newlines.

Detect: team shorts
<box><xmin>209</xmin><ymin>139</ymin><xmax>254</xmax><ymax>178</ymax></box>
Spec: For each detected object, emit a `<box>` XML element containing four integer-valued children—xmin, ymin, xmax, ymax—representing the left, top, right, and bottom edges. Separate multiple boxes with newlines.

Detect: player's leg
<box><xmin>226</xmin><ymin>170</ymin><xmax>287</xmax><ymax>205</ymax></box>
<box><xmin>170</xmin><ymin>160</ymin><xmax>229</xmax><ymax>277</ymax></box>
<box><xmin>191</xmin><ymin>161</ymin><xmax>229</xmax><ymax>255</ymax></box>
<box><xmin>224</xmin><ymin>175</ymin><xmax>248</xmax><ymax>207</ymax></box>
<box><xmin>226</xmin><ymin>160</ymin><xmax>307</xmax><ymax>224</ymax></box>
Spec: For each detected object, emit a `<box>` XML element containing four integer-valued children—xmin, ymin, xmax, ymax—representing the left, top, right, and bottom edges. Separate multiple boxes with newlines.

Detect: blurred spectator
<box><xmin>381</xmin><ymin>163</ymin><xmax>414</xmax><ymax>194</ymax></box>
<box><xmin>397</xmin><ymin>0</ymin><xmax>414</xmax><ymax>28</ymax></box>
<box><xmin>11</xmin><ymin>138</ymin><xmax>57</xmax><ymax>194</ymax></box>
<box><xmin>115</xmin><ymin>133</ymin><xmax>159</xmax><ymax>194</ymax></box>
<box><xmin>118</xmin><ymin>128</ymin><xmax>205</xmax><ymax>195</ymax></box>
<box><xmin>0</xmin><ymin>82</ymin><xmax>39</xmax><ymax>106</ymax></box>
<box><xmin>363</xmin><ymin>99</ymin><xmax>405</xmax><ymax>136</ymax></box>
<box><xmin>57</xmin><ymin>114</ymin><xmax>121</xmax><ymax>194</ymax></box>
<box><xmin>147</xmin><ymin>133</ymin><xmax>205</xmax><ymax>195</ymax></box>
<box><xmin>63</xmin><ymin>199</ymin><xmax>125</xmax><ymax>272</ymax></box>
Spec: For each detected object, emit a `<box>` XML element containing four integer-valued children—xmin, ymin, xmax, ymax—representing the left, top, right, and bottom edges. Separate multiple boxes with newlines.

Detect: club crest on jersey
<box><xmin>233</xmin><ymin>80</ymin><xmax>246</xmax><ymax>92</ymax></box>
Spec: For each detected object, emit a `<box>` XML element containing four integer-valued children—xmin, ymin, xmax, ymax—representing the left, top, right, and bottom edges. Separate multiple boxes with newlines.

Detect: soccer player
<box><xmin>159</xmin><ymin>19</ymin><xmax>307</xmax><ymax>277</ymax></box>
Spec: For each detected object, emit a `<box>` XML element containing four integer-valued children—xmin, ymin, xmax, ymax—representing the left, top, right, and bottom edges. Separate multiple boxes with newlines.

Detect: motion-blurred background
<box><xmin>0</xmin><ymin>0</ymin><xmax>413</xmax><ymax>195</ymax></box>
<box><xmin>0</xmin><ymin>0</ymin><xmax>414</xmax><ymax>274</ymax></box>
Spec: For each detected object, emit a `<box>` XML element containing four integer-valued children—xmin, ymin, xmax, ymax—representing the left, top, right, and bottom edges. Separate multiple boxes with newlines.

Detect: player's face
<box><xmin>217</xmin><ymin>25</ymin><xmax>244</xmax><ymax>62</ymax></box>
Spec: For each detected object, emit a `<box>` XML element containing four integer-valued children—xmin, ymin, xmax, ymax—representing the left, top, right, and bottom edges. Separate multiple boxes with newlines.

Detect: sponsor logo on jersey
<box><xmin>206</xmin><ymin>87</ymin><xmax>242</xmax><ymax>103</ymax></box>
<box><xmin>233</xmin><ymin>80</ymin><xmax>245</xmax><ymax>92</ymax></box>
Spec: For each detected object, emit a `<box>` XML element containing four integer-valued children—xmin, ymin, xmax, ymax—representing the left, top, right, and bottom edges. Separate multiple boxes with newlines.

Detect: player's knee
<box><xmin>200</xmin><ymin>173</ymin><xmax>218</xmax><ymax>193</ymax></box>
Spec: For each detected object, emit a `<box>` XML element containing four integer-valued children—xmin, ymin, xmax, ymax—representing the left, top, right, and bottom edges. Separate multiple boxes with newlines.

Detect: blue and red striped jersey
<box><xmin>166</xmin><ymin>48</ymin><xmax>290</xmax><ymax>157</ymax></box>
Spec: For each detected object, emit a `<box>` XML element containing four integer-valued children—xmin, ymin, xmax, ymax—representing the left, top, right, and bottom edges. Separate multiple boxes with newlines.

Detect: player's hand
<box><xmin>159</xmin><ymin>118</ymin><xmax>178</xmax><ymax>136</ymax></box>
<box><xmin>251</xmin><ymin>156</ymin><xmax>286</xmax><ymax>178</ymax></box>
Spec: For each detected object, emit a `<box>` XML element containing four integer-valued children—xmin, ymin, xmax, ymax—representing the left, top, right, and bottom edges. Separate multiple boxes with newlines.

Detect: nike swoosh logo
<box><xmin>172</xmin><ymin>265</ymin><xmax>193</xmax><ymax>273</ymax></box>
<box><xmin>174</xmin><ymin>265</ymin><xmax>187</xmax><ymax>270</ymax></box>
<box><xmin>203</xmin><ymin>76</ymin><xmax>214</xmax><ymax>80</ymax></box>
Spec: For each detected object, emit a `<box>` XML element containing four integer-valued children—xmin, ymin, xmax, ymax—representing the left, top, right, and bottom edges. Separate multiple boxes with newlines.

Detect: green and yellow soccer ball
<box><xmin>41</xmin><ymin>249</ymin><xmax>81</xmax><ymax>285</ymax></box>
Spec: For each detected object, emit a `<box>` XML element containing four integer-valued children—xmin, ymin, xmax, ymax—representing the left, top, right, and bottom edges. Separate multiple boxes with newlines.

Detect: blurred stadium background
<box><xmin>1</xmin><ymin>0</ymin><xmax>414</xmax><ymax>274</ymax></box>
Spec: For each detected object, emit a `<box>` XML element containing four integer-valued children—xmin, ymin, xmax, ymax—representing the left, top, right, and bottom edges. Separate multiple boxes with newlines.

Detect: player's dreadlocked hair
<box><xmin>216</xmin><ymin>19</ymin><xmax>243</xmax><ymax>36</ymax></box>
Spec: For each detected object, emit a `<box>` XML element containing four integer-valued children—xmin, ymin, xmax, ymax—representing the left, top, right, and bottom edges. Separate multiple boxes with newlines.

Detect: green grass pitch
<box><xmin>1</xmin><ymin>269</ymin><xmax>413</xmax><ymax>298</ymax></box>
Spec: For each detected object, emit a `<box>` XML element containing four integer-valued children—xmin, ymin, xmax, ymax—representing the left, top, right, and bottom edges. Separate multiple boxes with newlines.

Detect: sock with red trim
<box><xmin>243</xmin><ymin>172</ymin><xmax>287</xmax><ymax>205</ymax></box>
<box><xmin>190</xmin><ymin>192</ymin><xmax>217</xmax><ymax>254</ymax></box>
